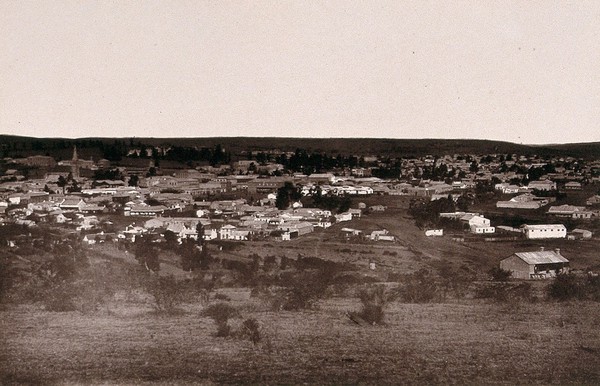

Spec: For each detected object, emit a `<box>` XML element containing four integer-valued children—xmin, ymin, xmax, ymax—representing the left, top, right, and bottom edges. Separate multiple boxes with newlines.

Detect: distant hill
<box><xmin>1</xmin><ymin>135</ymin><xmax>599</xmax><ymax>159</ymax></box>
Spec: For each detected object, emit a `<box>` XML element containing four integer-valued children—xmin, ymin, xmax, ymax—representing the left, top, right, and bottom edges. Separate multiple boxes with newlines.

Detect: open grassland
<box><xmin>2</xmin><ymin>296</ymin><xmax>600</xmax><ymax>385</ymax></box>
<box><xmin>3</xmin><ymin>194</ymin><xmax>600</xmax><ymax>384</ymax></box>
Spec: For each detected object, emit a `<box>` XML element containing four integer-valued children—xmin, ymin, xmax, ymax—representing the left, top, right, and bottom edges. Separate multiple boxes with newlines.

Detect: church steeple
<box><xmin>71</xmin><ymin>145</ymin><xmax>80</xmax><ymax>179</ymax></box>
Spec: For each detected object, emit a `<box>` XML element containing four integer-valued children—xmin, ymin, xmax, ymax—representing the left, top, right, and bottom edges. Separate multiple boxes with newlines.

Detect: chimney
<box><xmin>539</xmin><ymin>246</ymin><xmax>545</xmax><ymax>251</ymax></box>
<box><xmin>555</xmin><ymin>248</ymin><xmax>561</xmax><ymax>255</ymax></box>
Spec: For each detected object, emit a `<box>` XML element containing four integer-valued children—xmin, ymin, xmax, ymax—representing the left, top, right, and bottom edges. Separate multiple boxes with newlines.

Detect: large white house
<box><xmin>522</xmin><ymin>224</ymin><xmax>567</xmax><ymax>239</ymax></box>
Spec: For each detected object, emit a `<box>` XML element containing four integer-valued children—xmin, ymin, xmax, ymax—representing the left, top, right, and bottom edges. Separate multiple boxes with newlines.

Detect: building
<box><xmin>564</xmin><ymin>181</ymin><xmax>582</xmax><ymax>190</ymax></box>
<box><xmin>219</xmin><ymin>224</ymin><xmax>253</xmax><ymax>240</ymax></box>
<box><xmin>500</xmin><ymin>248</ymin><xmax>569</xmax><ymax>279</ymax></box>
<box><xmin>522</xmin><ymin>224</ymin><xmax>567</xmax><ymax>239</ymax></box>
<box><xmin>586</xmin><ymin>195</ymin><xmax>600</xmax><ymax>206</ymax></box>
<box><xmin>569</xmin><ymin>228</ymin><xmax>593</xmax><ymax>240</ymax></box>
<box><xmin>59</xmin><ymin>197</ymin><xmax>86</xmax><ymax>211</ymax></box>
<box><xmin>527</xmin><ymin>180</ymin><xmax>556</xmax><ymax>191</ymax></box>
<box><xmin>16</xmin><ymin>155</ymin><xmax>57</xmax><ymax>168</ymax></box>
<box><xmin>307</xmin><ymin>173</ymin><xmax>335</xmax><ymax>184</ymax></box>
<box><xmin>548</xmin><ymin>205</ymin><xmax>593</xmax><ymax>219</ymax></box>
<box><xmin>425</xmin><ymin>229</ymin><xmax>443</xmax><ymax>237</ymax></box>
<box><xmin>57</xmin><ymin>146</ymin><xmax>95</xmax><ymax>178</ymax></box>
<box><xmin>125</xmin><ymin>204</ymin><xmax>168</xmax><ymax>217</ymax></box>
<box><xmin>278</xmin><ymin>221</ymin><xmax>314</xmax><ymax>236</ymax></box>
<box><xmin>496</xmin><ymin>193</ymin><xmax>549</xmax><ymax>209</ymax></box>
<box><xmin>370</xmin><ymin>229</ymin><xmax>395</xmax><ymax>242</ymax></box>
<box><xmin>246</xmin><ymin>177</ymin><xmax>289</xmax><ymax>194</ymax></box>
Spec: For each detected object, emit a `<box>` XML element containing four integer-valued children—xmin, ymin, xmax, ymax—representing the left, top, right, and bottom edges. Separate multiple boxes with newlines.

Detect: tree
<box><xmin>134</xmin><ymin>237</ymin><xmax>160</xmax><ymax>272</ymax></box>
<box><xmin>128</xmin><ymin>174</ymin><xmax>139</xmax><ymax>187</ymax></box>
<box><xmin>275</xmin><ymin>182</ymin><xmax>301</xmax><ymax>210</ymax></box>
<box><xmin>163</xmin><ymin>230</ymin><xmax>178</xmax><ymax>249</ymax></box>
<box><xmin>57</xmin><ymin>175</ymin><xmax>67</xmax><ymax>194</ymax></box>
<box><xmin>196</xmin><ymin>222</ymin><xmax>205</xmax><ymax>246</ymax></box>
<box><xmin>67</xmin><ymin>180</ymin><xmax>81</xmax><ymax>193</ymax></box>
<box><xmin>456</xmin><ymin>195</ymin><xmax>470</xmax><ymax>212</ymax></box>
<box><xmin>337</xmin><ymin>197</ymin><xmax>352</xmax><ymax>213</ymax></box>
<box><xmin>469</xmin><ymin>161</ymin><xmax>479</xmax><ymax>173</ymax></box>
<box><xmin>145</xmin><ymin>275</ymin><xmax>186</xmax><ymax>314</ymax></box>
<box><xmin>180</xmin><ymin>238</ymin><xmax>200</xmax><ymax>271</ymax></box>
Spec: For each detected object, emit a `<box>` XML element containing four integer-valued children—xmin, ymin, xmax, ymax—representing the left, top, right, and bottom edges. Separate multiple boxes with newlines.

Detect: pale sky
<box><xmin>1</xmin><ymin>1</ymin><xmax>599</xmax><ymax>144</ymax></box>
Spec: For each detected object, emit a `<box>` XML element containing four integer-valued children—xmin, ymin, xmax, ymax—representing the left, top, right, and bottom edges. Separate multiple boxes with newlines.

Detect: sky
<box><xmin>1</xmin><ymin>1</ymin><xmax>600</xmax><ymax>144</ymax></box>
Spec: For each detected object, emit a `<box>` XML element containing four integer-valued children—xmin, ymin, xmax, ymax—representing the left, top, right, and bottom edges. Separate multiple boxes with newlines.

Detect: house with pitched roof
<box><xmin>500</xmin><ymin>248</ymin><xmax>569</xmax><ymax>279</ymax></box>
<box><xmin>548</xmin><ymin>204</ymin><xmax>593</xmax><ymax>219</ymax></box>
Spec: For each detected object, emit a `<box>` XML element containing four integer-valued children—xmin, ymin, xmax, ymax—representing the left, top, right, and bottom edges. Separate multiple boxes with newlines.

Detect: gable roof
<box><xmin>513</xmin><ymin>251</ymin><xmax>569</xmax><ymax>265</ymax></box>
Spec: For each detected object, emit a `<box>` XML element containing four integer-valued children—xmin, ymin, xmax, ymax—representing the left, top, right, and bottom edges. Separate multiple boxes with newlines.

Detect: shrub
<box><xmin>263</xmin><ymin>255</ymin><xmax>277</xmax><ymax>272</ymax></box>
<box><xmin>476</xmin><ymin>282</ymin><xmax>532</xmax><ymax>303</ymax></box>
<box><xmin>352</xmin><ymin>285</ymin><xmax>389</xmax><ymax>325</ymax></box>
<box><xmin>202</xmin><ymin>302</ymin><xmax>240</xmax><ymax>337</ymax></box>
<box><xmin>279</xmin><ymin>256</ymin><xmax>289</xmax><ymax>270</ymax></box>
<box><xmin>271</xmin><ymin>269</ymin><xmax>333</xmax><ymax>311</ymax></box>
<box><xmin>43</xmin><ymin>282</ymin><xmax>77</xmax><ymax>312</ymax></box>
<box><xmin>214</xmin><ymin>293</ymin><xmax>231</xmax><ymax>301</ymax></box>
<box><xmin>489</xmin><ymin>267</ymin><xmax>512</xmax><ymax>282</ymax></box>
<box><xmin>145</xmin><ymin>275</ymin><xmax>186</xmax><ymax>314</ymax></box>
<box><xmin>586</xmin><ymin>274</ymin><xmax>600</xmax><ymax>301</ymax></box>
<box><xmin>435</xmin><ymin>263</ymin><xmax>475</xmax><ymax>300</ymax></box>
<box><xmin>213</xmin><ymin>240</ymin><xmax>244</xmax><ymax>252</ymax></box>
<box><xmin>37</xmin><ymin>249</ymin><xmax>89</xmax><ymax>312</ymax></box>
<box><xmin>238</xmin><ymin>318</ymin><xmax>261</xmax><ymax>345</ymax></box>
<box><xmin>547</xmin><ymin>273</ymin><xmax>585</xmax><ymax>301</ymax></box>
<box><xmin>394</xmin><ymin>269</ymin><xmax>439</xmax><ymax>303</ymax></box>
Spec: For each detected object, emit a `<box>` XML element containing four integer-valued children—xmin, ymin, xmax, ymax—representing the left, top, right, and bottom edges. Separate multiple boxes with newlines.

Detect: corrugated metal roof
<box><xmin>523</xmin><ymin>224</ymin><xmax>566</xmax><ymax>230</ymax></box>
<box><xmin>514</xmin><ymin>251</ymin><xmax>569</xmax><ymax>265</ymax></box>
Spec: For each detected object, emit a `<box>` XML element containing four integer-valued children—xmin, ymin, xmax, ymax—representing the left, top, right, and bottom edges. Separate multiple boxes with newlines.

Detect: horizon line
<box><xmin>1</xmin><ymin>133</ymin><xmax>599</xmax><ymax>148</ymax></box>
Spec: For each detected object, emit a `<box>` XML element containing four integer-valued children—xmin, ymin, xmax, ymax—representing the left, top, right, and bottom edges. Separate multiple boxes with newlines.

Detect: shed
<box><xmin>500</xmin><ymin>248</ymin><xmax>569</xmax><ymax>279</ymax></box>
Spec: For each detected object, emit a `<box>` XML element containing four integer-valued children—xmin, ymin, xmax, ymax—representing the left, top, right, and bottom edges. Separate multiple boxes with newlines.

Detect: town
<box><xmin>2</xmin><ymin>137</ymin><xmax>600</xmax><ymax>384</ymax></box>
<box><xmin>2</xmin><ymin>140</ymin><xmax>599</xmax><ymax>251</ymax></box>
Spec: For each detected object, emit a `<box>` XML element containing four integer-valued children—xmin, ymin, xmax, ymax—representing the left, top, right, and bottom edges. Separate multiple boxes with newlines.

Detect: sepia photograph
<box><xmin>1</xmin><ymin>1</ymin><xmax>600</xmax><ymax>384</ymax></box>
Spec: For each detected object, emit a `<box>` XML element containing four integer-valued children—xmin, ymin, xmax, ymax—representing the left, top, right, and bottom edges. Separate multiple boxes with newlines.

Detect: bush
<box><xmin>435</xmin><ymin>263</ymin><xmax>475</xmax><ymax>300</ymax></box>
<box><xmin>489</xmin><ymin>267</ymin><xmax>512</xmax><ymax>282</ymax></box>
<box><xmin>352</xmin><ymin>286</ymin><xmax>389</xmax><ymax>325</ymax></box>
<box><xmin>213</xmin><ymin>293</ymin><xmax>231</xmax><ymax>301</ymax></box>
<box><xmin>238</xmin><ymin>318</ymin><xmax>261</xmax><ymax>345</ymax></box>
<box><xmin>145</xmin><ymin>275</ymin><xmax>186</xmax><ymax>314</ymax></box>
<box><xmin>43</xmin><ymin>282</ymin><xmax>77</xmax><ymax>312</ymax></box>
<box><xmin>586</xmin><ymin>275</ymin><xmax>600</xmax><ymax>301</ymax></box>
<box><xmin>476</xmin><ymin>282</ymin><xmax>532</xmax><ymax>303</ymax></box>
<box><xmin>393</xmin><ymin>269</ymin><xmax>439</xmax><ymax>303</ymax></box>
<box><xmin>37</xmin><ymin>249</ymin><xmax>89</xmax><ymax>312</ymax></box>
<box><xmin>271</xmin><ymin>269</ymin><xmax>333</xmax><ymax>311</ymax></box>
<box><xmin>202</xmin><ymin>302</ymin><xmax>240</xmax><ymax>337</ymax></box>
<box><xmin>547</xmin><ymin>273</ymin><xmax>585</xmax><ymax>301</ymax></box>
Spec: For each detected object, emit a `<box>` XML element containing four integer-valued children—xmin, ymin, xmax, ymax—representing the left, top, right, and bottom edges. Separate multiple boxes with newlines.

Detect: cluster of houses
<box><xmin>427</xmin><ymin>212</ymin><xmax>592</xmax><ymax>241</ymax></box>
<box><xmin>2</xmin><ymin>148</ymin><xmax>599</xmax><ymax>280</ymax></box>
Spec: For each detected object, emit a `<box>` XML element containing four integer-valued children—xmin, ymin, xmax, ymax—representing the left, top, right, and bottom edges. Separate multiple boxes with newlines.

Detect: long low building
<box><xmin>522</xmin><ymin>224</ymin><xmax>567</xmax><ymax>239</ymax></box>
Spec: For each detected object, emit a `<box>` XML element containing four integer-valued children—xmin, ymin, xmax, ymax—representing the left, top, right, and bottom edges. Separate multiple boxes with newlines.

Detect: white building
<box><xmin>522</xmin><ymin>224</ymin><xmax>567</xmax><ymax>239</ymax></box>
<box><xmin>425</xmin><ymin>229</ymin><xmax>443</xmax><ymax>237</ymax></box>
<box><xmin>370</xmin><ymin>229</ymin><xmax>395</xmax><ymax>242</ymax></box>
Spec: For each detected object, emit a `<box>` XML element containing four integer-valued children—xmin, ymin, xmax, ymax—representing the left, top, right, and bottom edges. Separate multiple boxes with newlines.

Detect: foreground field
<box><xmin>2</xmin><ymin>295</ymin><xmax>600</xmax><ymax>385</ymax></box>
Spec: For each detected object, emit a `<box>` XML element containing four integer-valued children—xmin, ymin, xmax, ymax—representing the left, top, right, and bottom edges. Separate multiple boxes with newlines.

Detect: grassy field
<box><xmin>3</xmin><ymin>194</ymin><xmax>600</xmax><ymax>384</ymax></box>
<box><xmin>2</xmin><ymin>295</ymin><xmax>600</xmax><ymax>385</ymax></box>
